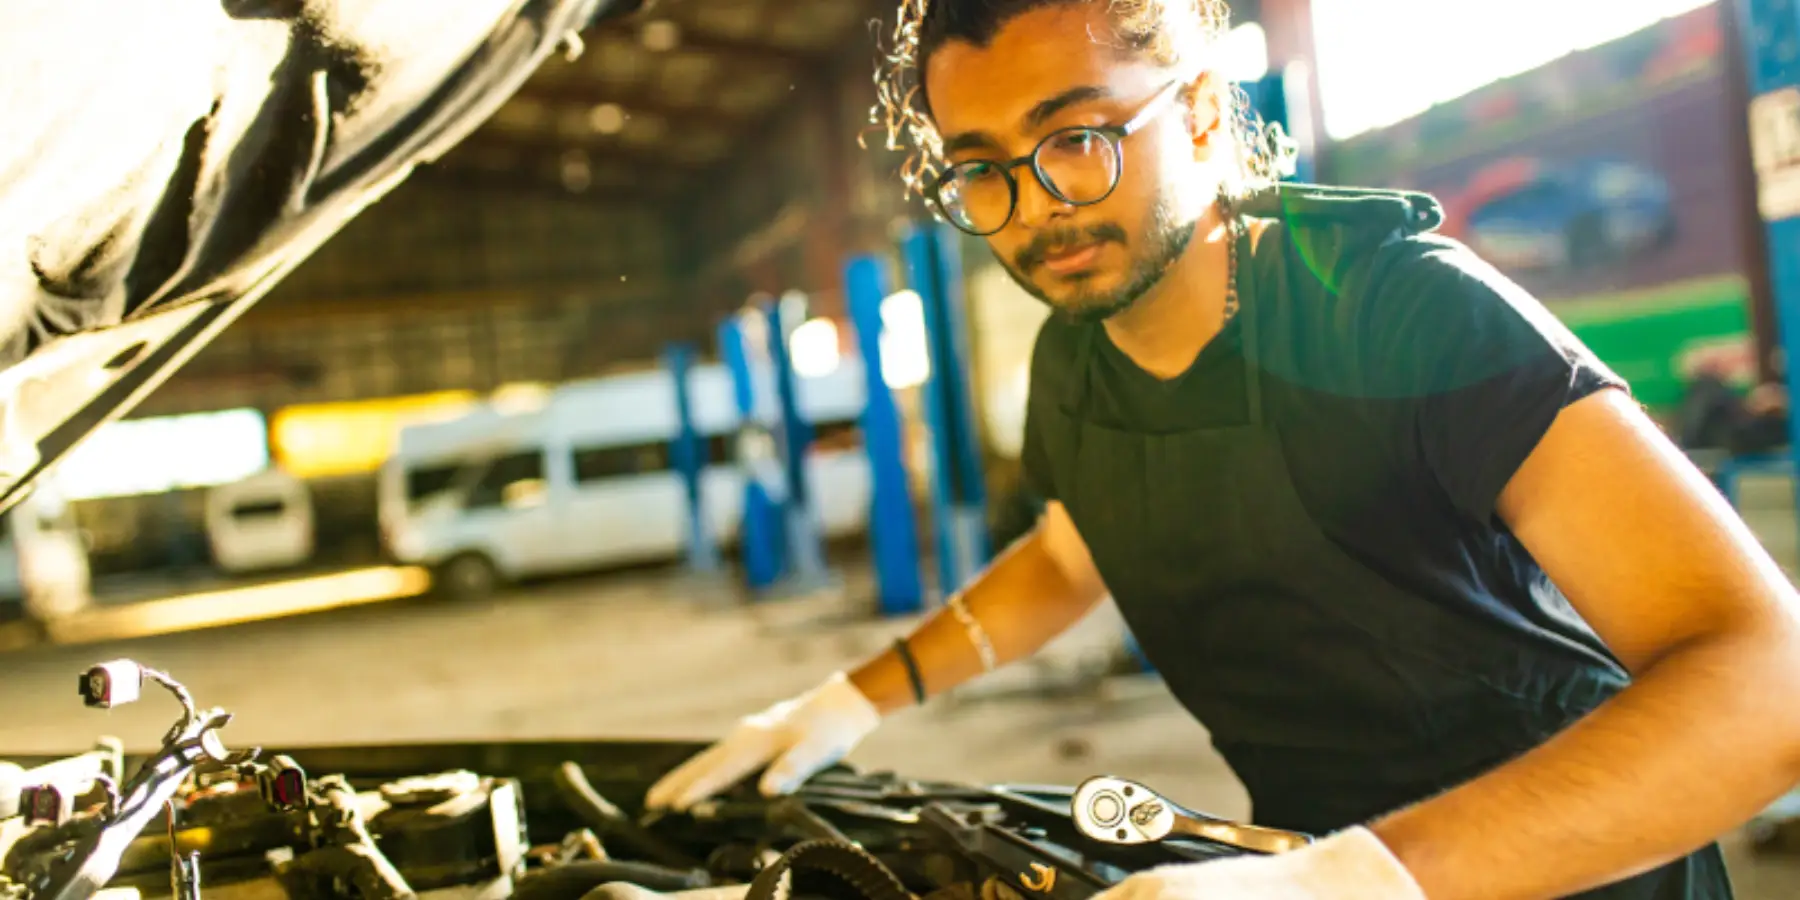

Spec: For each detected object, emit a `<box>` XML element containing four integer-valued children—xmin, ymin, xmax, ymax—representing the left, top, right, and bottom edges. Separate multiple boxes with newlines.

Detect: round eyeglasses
<box><xmin>926</xmin><ymin>78</ymin><xmax>1189</xmax><ymax>237</ymax></box>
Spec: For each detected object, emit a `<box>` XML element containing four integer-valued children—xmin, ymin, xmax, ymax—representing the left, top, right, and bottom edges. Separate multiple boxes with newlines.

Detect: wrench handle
<box><xmin>1166</xmin><ymin>809</ymin><xmax>1312</xmax><ymax>855</ymax></box>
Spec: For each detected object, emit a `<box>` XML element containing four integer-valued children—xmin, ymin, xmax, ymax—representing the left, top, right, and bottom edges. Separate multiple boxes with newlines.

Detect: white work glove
<box><xmin>644</xmin><ymin>671</ymin><xmax>883</xmax><ymax>811</ymax></box>
<box><xmin>1094</xmin><ymin>827</ymin><xmax>1428</xmax><ymax>900</ymax></box>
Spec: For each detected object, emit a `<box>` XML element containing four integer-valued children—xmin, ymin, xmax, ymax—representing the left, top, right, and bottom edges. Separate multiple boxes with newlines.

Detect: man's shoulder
<box><xmin>1258</xmin><ymin>223</ymin><xmax>1583</xmax><ymax>400</ymax></box>
<box><xmin>1269</xmin><ymin>219</ymin><xmax>1496</xmax><ymax>323</ymax></box>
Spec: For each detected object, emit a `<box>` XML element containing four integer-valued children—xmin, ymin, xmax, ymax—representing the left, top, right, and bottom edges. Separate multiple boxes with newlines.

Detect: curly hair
<box><xmin>862</xmin><ymin>0</ymin><xmax>1289</xmax><ymax>204</ymax></box>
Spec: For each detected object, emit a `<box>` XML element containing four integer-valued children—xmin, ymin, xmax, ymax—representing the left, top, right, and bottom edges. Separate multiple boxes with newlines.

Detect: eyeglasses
<box><xmin>926</xmin><ymin>78</ymin><xmax>1190</xmax><ymax>237</ymax></box>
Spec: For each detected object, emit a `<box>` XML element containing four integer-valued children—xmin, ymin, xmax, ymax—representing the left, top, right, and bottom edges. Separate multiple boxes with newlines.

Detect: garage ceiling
<box><xmin>432</xmin><ymin>0</ymin><xmax>886</xmax><ymax>199</ymax></box>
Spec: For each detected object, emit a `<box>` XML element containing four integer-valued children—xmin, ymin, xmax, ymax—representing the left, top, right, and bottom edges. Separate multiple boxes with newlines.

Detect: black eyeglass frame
<box><xmin>925</xmin><ymin>77</ymin><xmax>1192</xmax><ymax>237</ymax></box>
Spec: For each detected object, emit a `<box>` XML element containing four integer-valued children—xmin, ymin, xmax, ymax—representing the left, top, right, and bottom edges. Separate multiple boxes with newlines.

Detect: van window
<box><xmin>811</xmin><ymin>417</ymin><xmax>863</xmax><ymax>453</ymax></box>
<box><xmin>406</xmin><ymin>465</ymin><xmax>461</xmax><ymax>504</ymax></box>
<box><xmin>231</xmin><ymin>499</ymin><xmax>288</xmax><ymax>520</ymax></box>
<box><xmin>573</xmin><ymin>442</ymin><xmax>670</xmax><ymax>483</ymax></box>
<box><xmin>703</xmin><ymin>434</ymin><xmax>734</xmax><ymax>465</ymax></box>
<box><xmin>465</xmin><ymin>451</ymin><xmax>545</xmax><ymax>510</ymax></box>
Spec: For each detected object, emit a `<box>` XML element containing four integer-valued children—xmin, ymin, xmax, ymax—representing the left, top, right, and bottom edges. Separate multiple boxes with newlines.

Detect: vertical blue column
<box><xmin>761</xmin><ymin>292</ymin><xmax>828</xmax><ymax>584</ymax></box>
<box><xmin>718</xmin><ymin>315</ymin><xmax>783</xmax><ymax>592</ymax></box>
<box><xmin>1731</xmin><ymin>0</ymin><xmax>1800</xmax><ymax>558</ymax></box>
<box><xmin>845</xmin><ymin>256</ymin><xmax>926</xmax><ymax>616</ymax></box>
<box><xmin>663</xmin><ymin>342</ymin><xmax>719</xmax><ymax>573</ymax></box>
<box><xmin>900</xmin><ymin>223</ymin><xmax>991</xmax><ymax>598</ymax></box>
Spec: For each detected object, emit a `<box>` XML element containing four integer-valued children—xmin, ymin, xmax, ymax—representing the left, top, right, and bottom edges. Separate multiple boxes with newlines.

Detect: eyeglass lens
<box><xmin>937</xmin><ymin>128</ymin><xmax>1123</xmax><ymax>235</ymax></box>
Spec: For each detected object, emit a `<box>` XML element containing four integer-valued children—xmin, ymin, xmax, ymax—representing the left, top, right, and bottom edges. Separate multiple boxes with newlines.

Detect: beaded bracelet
<box><xmin>947</xmin><ymin>595</ymin><xmax>998</xmax><ymax>672</ymax></box>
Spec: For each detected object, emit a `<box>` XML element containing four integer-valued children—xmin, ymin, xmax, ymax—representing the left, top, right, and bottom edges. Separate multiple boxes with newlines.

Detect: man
<box><xmin>645</xmin><ymin>1</ymin><xmax>1800</xmax><ymax>897</ymax></box>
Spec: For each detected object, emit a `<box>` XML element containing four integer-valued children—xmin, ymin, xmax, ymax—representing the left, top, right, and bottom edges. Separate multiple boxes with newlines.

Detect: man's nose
<box><xmin>1012</xmin><ymin>170</ymin><xmax>1072</xmax><ymax>229</ymax></box>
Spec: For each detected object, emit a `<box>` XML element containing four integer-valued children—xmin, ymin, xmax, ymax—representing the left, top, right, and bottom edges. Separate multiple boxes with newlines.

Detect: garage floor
<box><xmin>2</xmin><ymin>565</ymin><xmax>1799</xmax><ymax>898</ymax></box>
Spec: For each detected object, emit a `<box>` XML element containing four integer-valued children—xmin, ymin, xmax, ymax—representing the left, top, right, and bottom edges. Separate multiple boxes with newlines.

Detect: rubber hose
<box><xmin>554</xmin><ymin>763</ymin><xmax>697</xmax><ymax>869</ymax></box>
<box><xmin>581</xmin><ymin>885</ymin><xmax>752</xmax><ymax>900</ymax></box>
<box><xmin>514</xmin><ymin>861</ymin><xmax>713</xmax><ymax>900</ymax></box>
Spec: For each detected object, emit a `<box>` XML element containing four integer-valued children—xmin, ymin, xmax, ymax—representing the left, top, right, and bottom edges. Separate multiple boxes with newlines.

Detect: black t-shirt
<box><xmin>1020</xmin><ymin>218</ymin><xmax>1630</xmax><ymax>673</ymax></box>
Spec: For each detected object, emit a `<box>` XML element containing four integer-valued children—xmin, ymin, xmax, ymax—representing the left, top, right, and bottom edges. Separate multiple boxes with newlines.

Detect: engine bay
<box><xmin>0</xmin><ymin>661</ymin><xmax>1309</xmax><ymax>900</ymax></box>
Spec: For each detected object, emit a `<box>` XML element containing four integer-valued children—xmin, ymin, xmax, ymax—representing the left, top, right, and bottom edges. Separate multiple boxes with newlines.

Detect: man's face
<box><xmin>923</xmin><ymin>3</ymin><xmax>1218</xmax><ymax>322</ymax></box>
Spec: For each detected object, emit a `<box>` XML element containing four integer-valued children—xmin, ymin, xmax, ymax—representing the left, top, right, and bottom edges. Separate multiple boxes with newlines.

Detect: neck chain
<box><xmin>1220</xmin><ymin>192</ymin><xmax>1243</xmax><ymax>327</ymax></box>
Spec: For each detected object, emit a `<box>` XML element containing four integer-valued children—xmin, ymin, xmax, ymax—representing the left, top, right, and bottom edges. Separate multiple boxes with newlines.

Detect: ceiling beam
<box><xmin>580</xmin><ymin>20</ymin><xmax>834</xmax><ymax>72</ymax></box>
<box><xmin>408</xmin><ymin>165</ymin><xmax>678</xmax><ymax>205</ymax></box>
<box><xmin>512</xmin><ymin>81</ymin><xmax>760</xmax><ymax>131</ymax></box>
<box><xmin>457</xmin><ymin>130</ymin><xmax>730</xmax><ymax>172</ymax></box>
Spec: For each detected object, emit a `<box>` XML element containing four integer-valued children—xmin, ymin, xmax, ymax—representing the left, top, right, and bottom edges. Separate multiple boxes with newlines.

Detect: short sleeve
<box><xmin>1370</xmin><ymin>237</ymin><xmax>1628</xmax><ymax>523</ymax></box>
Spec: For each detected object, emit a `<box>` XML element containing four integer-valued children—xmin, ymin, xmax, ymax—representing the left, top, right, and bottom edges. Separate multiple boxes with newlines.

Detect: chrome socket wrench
<box><xmin>1071</xmin><ymin>776</ymin><xmax>1312</xmax><ymax>855</ymax></box>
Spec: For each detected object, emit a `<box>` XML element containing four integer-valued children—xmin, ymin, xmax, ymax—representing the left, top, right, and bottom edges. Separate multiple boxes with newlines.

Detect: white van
<box><xmin>378</xmin><ymin>359</ymin><xmax>873</xmax><ymax>596</ymax></box>
<box><xmin>205</xmin><ymin>469</ymin><xmax>315</xmax><ymax>574</ymax></box>
<box><xmin>0</xmin><ymin>485</ymin><xmax>92</xmax><ymax>630</ymax></box>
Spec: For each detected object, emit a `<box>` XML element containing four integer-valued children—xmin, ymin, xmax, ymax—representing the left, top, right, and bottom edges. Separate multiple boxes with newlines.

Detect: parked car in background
<box><xmin>1459</xmin><ymin>157</ymin><xmax>1676</xmax><ymax>272</ymax></box>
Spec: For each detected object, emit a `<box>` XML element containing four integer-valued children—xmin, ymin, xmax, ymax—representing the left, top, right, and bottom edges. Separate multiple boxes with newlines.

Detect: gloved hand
<box><xmin>1093</xmin><ymin>827</ymin><xmax>1428</xmax><ymax>900</ymax></box>
<box><xmin>644</xmin><ymin>671</ymin><xmax>883</xmax><ymax>811</ymax></box>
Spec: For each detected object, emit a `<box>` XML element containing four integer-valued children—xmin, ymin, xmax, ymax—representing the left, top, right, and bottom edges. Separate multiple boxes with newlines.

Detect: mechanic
<box><xmin>645</xmin><ymin>1</ymin><xmax>1800</xmax><ymax>898</ymax></box>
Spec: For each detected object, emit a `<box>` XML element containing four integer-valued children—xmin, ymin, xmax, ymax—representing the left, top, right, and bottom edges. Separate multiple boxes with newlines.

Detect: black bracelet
<box><xmin>894</xmin><ymin>637</ymin><xmax>927</xmax><ymax>706</ymax></box>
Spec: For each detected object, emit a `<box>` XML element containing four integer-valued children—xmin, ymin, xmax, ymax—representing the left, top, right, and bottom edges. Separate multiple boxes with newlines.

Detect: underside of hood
<box><xmin>0</xmin><ymin>0</ymin><xmax>630</xmax><ymax>513</ymax></box>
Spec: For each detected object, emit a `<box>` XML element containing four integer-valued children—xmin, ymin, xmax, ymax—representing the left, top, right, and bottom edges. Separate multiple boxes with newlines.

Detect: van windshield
<box><xmin>406</xmin><ymin>465</ymin><xmax>462</xmax><ymax>505</ymax></box>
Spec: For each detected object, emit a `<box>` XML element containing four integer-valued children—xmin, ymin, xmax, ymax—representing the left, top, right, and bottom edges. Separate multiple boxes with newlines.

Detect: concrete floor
<box><xmin>2</xmin><ymin>565</ymin><xmax>1800</xmax><ymax>898</ymax></box>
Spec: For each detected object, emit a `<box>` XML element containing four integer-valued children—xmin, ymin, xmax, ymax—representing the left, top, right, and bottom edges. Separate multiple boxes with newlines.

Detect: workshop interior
<box><xmin>4</xmin><ymin>0</ymin><xmax>1800</xmax><ymax>898</ymax></box>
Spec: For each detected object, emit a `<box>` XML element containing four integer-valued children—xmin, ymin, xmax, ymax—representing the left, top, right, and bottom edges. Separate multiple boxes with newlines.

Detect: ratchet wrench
<box><xmin>1070</xmin><ymin>776</ymin><xmax>1312</xmax><ymax>855</ymax></box>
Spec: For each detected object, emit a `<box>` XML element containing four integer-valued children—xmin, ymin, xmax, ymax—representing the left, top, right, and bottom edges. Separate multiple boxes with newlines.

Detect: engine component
<box><xmin>915</xmin><ymin>805</ymin><xmax>1107</xmax><ymax>900</ymax></box>
<box><xmin>17</xmin><ymin>788</ymin><xmax>71</xmax><ymax>829</ymax></box>
<box><xmin>279</xmin><ymin>775</ymin><xmax>414</xmax><ymax>900</ymax></box>
<box><xmin>368</xmin><ymin>774</ymin><xmax>526</xmax><ymax>891</ymax></box>
<box><xmin>552</xmin><ymin>764</ymin><xmax>694</xmax><ymax>870</ymax></box>
<box><xmin>1069</xmin><ymin>777</ymin><xmax>1309</xmax><ymax>856</ymax></box>
<box><xmin>277</xmin><ymin>842</ymin><xmax>413</xmax><ymax>900</ymax></box>
<box><xmin>379</xmin><ymin>772</ymin><xmax>482</xmax><ymax>807</ymax></box>
<box><xmin>3</xmin><ymin>659</ymin><xmax>1275</xmax><ymax>900</ymax></box>
<box><xmin>0</xmin><ymin>741</ymin><xmax>124</xmax><ymax>822</ymax></box>
<box><xmin>77</xmin><ymin>663</ymin><xmax>143</xmax><ymax>709</ymax></box>
<box><xmin>170</xmin><ymin>851</ymin><xmax>200</xmax><ymax>900</ymax></box>
<box><xmin>512</xmin><ymin>860</ymin><xmax>711</xmax><ymax>900</ymax></box>
<box><xmin>743</xmin><ymin>841</ymin><xmax>911</xmax><ymax>900</ymax></box>
<box><xmin>581</xmin><ymin>886</ymin><xmax>752</xmax><ymax>900</ymax></box>
<box><xmin>256</xmin><ymin>758</ymin><xmax>307</xmax><ymax>812</ymax></box>
<box><xmin>29</xmin><ymin>674</ymin><xmax>252</xmax><ymax>900</ymax></box>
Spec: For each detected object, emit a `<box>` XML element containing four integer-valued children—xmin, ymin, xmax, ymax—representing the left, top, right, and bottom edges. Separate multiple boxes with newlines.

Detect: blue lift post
<box><xmin>717</xmin><ymin>313</ymin><xmax>785</xmax><ymax>592</ymax></box>
<box><xmin>1733</xmin><ymin>0</ymin><xmax>1800</xmax><ymax>553</ymax></box>
<box><xmin>760</xmin><ymin>291</ymin><xmax>830</xmax><ymax>587</ymax></box>
<box><xmin>845</xmin><ymin>255</ymin><xmax>927</xmax><ymax>616</ymax></box>
<box><xmin>901</xmin><ymin>223</ymin><xmax>992</xmax><ymax>598</ymax></box>
<box><xmin>1730</xmin><ymin>0</ymin><xmax>1800</xmax><ymax>826</ymax></box>
<box><xmin>662</xmin><ymin>341</ymin><xmax>720</xmax><ymax>574</ymax></box>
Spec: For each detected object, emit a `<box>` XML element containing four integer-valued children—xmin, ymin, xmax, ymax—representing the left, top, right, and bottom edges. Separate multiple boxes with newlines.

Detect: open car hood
<box><xmin>0</xmin><ymin>0</ymin><xmax>630</xmax><ymax>513</ymax></box>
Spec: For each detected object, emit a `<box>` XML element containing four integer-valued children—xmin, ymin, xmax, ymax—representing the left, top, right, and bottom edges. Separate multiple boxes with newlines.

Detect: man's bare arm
<box><xmin>1370</xmin><ymin>387</ymin><xmax>1800</xmax><ymax>900</ymax></box>
<box><xmin>850</xmin><ymin>499</ymin><xmax>1108</xmax><ymax>714</ymax></box>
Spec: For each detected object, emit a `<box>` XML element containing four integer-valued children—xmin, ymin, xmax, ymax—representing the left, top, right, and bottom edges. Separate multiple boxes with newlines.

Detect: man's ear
<box><xmin>1181</xmin><ymin>71</ymin><xmax>1225</xmax><ymax>154</ymax></box>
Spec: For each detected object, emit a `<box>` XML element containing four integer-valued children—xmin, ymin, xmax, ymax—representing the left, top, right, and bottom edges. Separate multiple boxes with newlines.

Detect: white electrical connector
<box><xmin>79</xmin><ymin>660</ymin><xmax>144</xmax><ymax>708</ymax></box>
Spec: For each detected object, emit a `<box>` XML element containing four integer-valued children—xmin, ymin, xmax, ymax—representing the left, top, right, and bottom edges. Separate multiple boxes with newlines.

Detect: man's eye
<box><xmin>957</xmin><ymin>162</ymin><xmax>1003</xmax><ymax>182</ymax></box>
<box><xmin>1055</xmin><ymin>130</ymin><xmax>1099</xmax><ymax>150</ymax></box>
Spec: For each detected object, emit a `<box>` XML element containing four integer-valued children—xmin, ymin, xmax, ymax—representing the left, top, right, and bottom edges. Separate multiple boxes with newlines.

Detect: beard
<box><xmin>999</xmin><ymin>193</ymin><xmax>1198</xmax><ymax>325</ymax></box>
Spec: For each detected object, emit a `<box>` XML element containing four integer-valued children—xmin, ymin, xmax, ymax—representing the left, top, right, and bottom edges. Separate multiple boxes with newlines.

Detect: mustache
<box><xmin>1014</xmin><ymin>223</ymin><xmax>1127</xmax><ymax>271</ymax></box>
